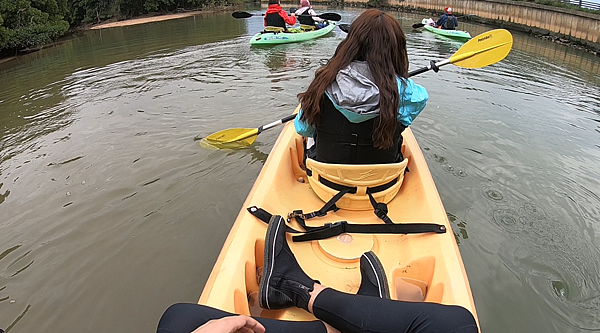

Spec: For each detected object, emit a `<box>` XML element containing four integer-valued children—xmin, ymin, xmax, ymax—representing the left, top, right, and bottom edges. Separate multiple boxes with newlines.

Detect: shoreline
<box><xmin>0</xmin><ymin>8</ymin><xmax>232</xmax><ymax>64</ymax></box>
<box><xmin>89</xmin><ymin>10</ymin><xmax>215</xmax><ymax>30</ymax></box>
<box><xmin>2</xmin><ymin>4</ymin><xmax>597</xmax><ymax>65</ymax></box>
<box><xmin>0</xmin><ymin>57</ymin><xmax>17</xmax><ymax>65</ymax></box>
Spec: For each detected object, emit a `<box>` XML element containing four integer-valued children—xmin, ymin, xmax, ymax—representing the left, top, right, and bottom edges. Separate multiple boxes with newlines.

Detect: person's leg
<box><xmin>259</xmin><ymin>216</ymin><xmax>477</xmax><ymax>333</ymax></box>
<box><xmin>310</xmin><ymin>287</ymin><xmax>478</xmax><ymax>333</ymax></box>
<box><xmin>157</xmin><ymin>303</ymin><xmax>328</xmax><ymax>333</ymax></box>
<box><xmin>258</xmin><ymin>216</ymin><xmax>391</xmax><ymax>312</ymax></box>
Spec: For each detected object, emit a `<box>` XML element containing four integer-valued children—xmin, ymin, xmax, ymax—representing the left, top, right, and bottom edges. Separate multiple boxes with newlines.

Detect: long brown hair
<box><xmin>298</xmin><ymin>9</ymin><xmax>408</xmax><ymax>149</ymax></box>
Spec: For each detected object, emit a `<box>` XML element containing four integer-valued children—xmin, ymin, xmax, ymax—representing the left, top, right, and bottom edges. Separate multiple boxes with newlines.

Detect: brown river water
<box><xmin>1</xmin><ymin>7</ymin><xmax>599</xmax><ymax>333</ymax></box>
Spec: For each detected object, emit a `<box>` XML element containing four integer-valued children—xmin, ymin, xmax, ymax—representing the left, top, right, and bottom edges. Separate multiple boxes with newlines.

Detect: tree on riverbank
<box><xmin>0</xmin><ymin>0</ymin><xmax>241</xmax><ymax>55</ymax></box>
<box><xmin>0</xmin><ymin>0</ymin><xmax>70</xmax><ymax>54</ymax></box>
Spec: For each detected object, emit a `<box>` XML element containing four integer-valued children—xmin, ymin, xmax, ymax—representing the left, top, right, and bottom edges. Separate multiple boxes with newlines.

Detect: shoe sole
<box><xmin>259</xmin><ymin>215</ymin><xmax>284</xmax><ymax>309</ymax></box>
<box><xmin>362</xmin><ymin>251</ymin><xmax>391</xmax><ymax>299</ymax></box>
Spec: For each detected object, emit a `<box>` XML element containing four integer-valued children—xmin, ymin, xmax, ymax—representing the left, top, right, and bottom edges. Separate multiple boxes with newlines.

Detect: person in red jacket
<box><xmin>264</xmin><ymin>0</ymin><xmax>296</xmax><ymax>31</ymax></box>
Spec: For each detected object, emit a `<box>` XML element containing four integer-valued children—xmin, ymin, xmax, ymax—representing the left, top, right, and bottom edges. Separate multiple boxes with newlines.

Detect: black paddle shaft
<box><xmin>408</xmin><ymin>60</ymin><xmax>440</xmax><ymax>77</ymax></box>
<box><xmin>232</xmin><ymin>11</ymin><xmax>341</xmax><ymax>21</ymax></box>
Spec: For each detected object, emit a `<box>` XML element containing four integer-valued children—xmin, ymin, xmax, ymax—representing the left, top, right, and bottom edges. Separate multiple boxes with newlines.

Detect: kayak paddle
<box><xmin>199</xmin><ymin>114</ymin><xmax>297</xmax><ymax>148</ymax></box>
<box><xmin>288</xmin><ymin>8</ymin><xmax>342</xmax><ymax>21</ymax></box>
<box><xmin>200</xmin><ymin>29</ymin><xmax>512</xmax><ymax>148</ymax></box>
<box><xmin>338</xmin><ymin>24</ymin><xmax>351</xmax><ymax>33</ymax></box>
<box><xmin>408</xmin><ymin>28</ymin><xmax>513</xmax><ymax>75</ymax></box>
<box><xmin>412</xmin><ymin>14</ymin><xmax>476</xmax><ymax>29</ymax></box>
<box><xmin>232</xmin><ymin>11</ymin><xmax>341</xmax><ymax>21</ymax></box>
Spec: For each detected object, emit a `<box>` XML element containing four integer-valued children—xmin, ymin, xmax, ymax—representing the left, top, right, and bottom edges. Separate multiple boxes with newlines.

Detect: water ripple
<box><xmin>1</xmin><ymin>10</ymin><xmax>599</xmax><ymax>333</ymax></box>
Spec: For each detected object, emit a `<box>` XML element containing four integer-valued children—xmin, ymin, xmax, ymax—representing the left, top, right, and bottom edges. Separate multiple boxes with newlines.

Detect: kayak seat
<box><xmin>300</xmin><ymin>24</ymin><xmax>316</xmax><ymax>31</ymax></box>
<box><xmin>305</xmin><ymin>158</ymin><xmax>408</xmax><ymax>211</ymax></box>
<box><xmin>265</xmin><ymin>26</ymin><xmax>285</xmax><ymax>33</ymax></box>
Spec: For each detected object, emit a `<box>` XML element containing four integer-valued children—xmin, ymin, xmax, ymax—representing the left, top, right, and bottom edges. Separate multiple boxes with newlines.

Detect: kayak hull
<box><xmin>249</xmin><ymin>23</ymin><xmax>336</xmax><ymax>45</ymax></box>
<box><xmin>200</xmin><ymin>105</ymin><xmax>478</xmax><ymax>325</ymax></box>
<box><xmin>422</xmin><ymin>19</ymin><xmax>471</xmax><ymax>40</ymax></box>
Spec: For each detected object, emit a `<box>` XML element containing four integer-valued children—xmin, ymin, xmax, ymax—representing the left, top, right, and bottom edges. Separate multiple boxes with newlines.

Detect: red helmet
<box><xmin>445</xmin><ymin>7</ymin><xmax>453</xmax><ymax>14</ymax></box>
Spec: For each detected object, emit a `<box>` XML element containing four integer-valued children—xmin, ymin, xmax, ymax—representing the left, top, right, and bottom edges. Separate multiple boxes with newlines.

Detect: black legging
<box><xmin>157</xmin><ymin>288</ymin><xmax>478</xmax><ymax>333</ymax></box>
<box><xmin>157</xmin><ymin>303</ymin><xmax>325</xmax><ymax>333</ymax></box>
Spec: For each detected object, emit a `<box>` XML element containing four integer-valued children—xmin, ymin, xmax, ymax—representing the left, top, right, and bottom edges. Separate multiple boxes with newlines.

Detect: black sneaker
<box><xmin>357</xmin><ymin>251</ymin><xmax>391</xmax><ymax>299</ymax></box>
<box><xmin>259</xmin><ymin>215</ymin><xmax>317</xmax><ymax>311</ymax></box>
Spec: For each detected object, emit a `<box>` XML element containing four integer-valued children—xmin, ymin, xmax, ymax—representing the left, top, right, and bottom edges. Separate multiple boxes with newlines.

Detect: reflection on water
<box><xmin>0</xmin><ymin>9</ymin><xmax>599</xmax><ymax>333</ymax></box>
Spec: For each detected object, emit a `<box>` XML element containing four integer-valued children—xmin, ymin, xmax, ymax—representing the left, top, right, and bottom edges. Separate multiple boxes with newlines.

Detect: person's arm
<box><xmin>279</xmin><ymin>10</ymin><xmax>297</xmax><ymax>25</ymax></box>
<box><xmin>294</xmin><ymin>110</ymin><xmax>315</xmax><ymax>138</ymax></box>
<box><xmin>435</xmin><ymin>15</ymin><xmax>445</xmax><ymax>28</ymax></box>
<box><xmin>454</xmin><ymin>16</ymin><xmax>458</xmax><ymax>27</ymax></box>
<box><xmin>192</xmin><ymin>315</ymin><xmax>265</xmax><ymax>333</ymax></box>
<box><xmin>396</xmin><ymin>78</ymin><xmax>429</xmax><ymax>127</ymax></box>
<box><xmin>309</xmin><ymin>8</ymin><xmax>324</xmax><ymax>22</ymax></box>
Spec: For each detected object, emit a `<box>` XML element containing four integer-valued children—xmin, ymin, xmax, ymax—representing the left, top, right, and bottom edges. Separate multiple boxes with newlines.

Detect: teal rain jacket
<box><xmin>294</xmin><ymin>61</ymin><xmax>428</xmax><ymax>137</ymax></box>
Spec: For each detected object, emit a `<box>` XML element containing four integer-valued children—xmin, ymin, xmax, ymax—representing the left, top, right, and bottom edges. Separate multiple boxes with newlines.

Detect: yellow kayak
<box><xmin>199</xmin><ymin>105</ymin><xmax>478</xmax><ymax>325</ymax></box>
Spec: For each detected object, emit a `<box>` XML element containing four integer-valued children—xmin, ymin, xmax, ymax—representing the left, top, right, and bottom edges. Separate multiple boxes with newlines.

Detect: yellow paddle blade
<box><xmin>450</xmin><ymin>29</ymin><xmax>513</xmax><ymax>69</ymax></box>
<box><xmin>199</xmin><ymin>138</ymin><xmax>255</xmax><ymax>149</ymax></box>
<box><xmin>199</xmin><ymin>127</ymin><xmax>259</xmax><ymax>149</ymax></box>
<box><xmin>205</xmin><ymin>128</ymin><xmax>259</xmax><ymax>143</ymax></box>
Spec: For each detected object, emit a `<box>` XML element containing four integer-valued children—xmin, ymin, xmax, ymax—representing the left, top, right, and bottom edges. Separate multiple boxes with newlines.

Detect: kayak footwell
<box><xmin>217</xmin><ymin>232</ymin><xmax>446</xmax><ymax>320</ymax></box>
<box><xmin>199</xmin><ymin>107</ymin><xmax>478</xmax><ymax>325</ymax></box>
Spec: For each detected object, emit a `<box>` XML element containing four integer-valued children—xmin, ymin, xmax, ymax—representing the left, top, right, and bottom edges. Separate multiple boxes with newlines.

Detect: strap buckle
<box><xmin>287</xmin><ymin>209</ymin><xmax>330</xmax><ymax>222</ymax></box>
<box><xmin>287</xmin><ymin>210</ymin><xmax>305</xmax><ymax>221</ymax></box>
<box><xmin>292</xmin><ymin>221</ymin><xmax>348</xmax><ymax>242</ymax></box>
<box><xmin>373</xmin><ymin>203</ymin><xmax>389</xmax><ymax>220</ymax></box>
<box><xmin>324</xmin><ymin>221</ymin><xmax>345</xmax><ymax>230</ymax></box>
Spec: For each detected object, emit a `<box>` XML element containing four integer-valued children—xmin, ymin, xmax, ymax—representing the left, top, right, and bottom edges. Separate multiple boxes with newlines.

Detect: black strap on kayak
<box><xmin>288</xmin><ymin>172</ymin><xmax>397</xmax><ymax>226</ymax></box>
<box><xmin>247</xmin><ymin>206</ymin><xmax>446</xmax><ymax>242</ymax></box>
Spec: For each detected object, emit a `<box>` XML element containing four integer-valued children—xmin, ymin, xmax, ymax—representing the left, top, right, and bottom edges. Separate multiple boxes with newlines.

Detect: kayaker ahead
<box><xmin>264</xmin><ymin>0</ymin><xmax>296</xmax><ymax>31</ymax></box>
<box><xmin>294</xmin><ymin>9</ymin><xmax>429</xmax><ymax>165</ymax></box>
<box><xmin>436</xmin><ymin>7</ymin><xmax>459</xmax><ymax>30</ymax></box>
<box><xmin>295</xmin><ymin>0</ymin><xmax>327</xmax><ymax>29</ymax></box>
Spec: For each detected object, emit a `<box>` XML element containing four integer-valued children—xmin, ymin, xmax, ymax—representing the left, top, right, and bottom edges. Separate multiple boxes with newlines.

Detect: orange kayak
<box><xmin>199</xmin><ymin>105</ymin><xmax>478</xmax><ymax>325</ymax></box>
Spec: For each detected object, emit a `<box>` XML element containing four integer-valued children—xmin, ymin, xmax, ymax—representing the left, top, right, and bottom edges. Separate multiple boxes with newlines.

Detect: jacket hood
<box><xmin>266</xmin><ymin>4</ymin><xmax>283</xmax><ymax>13</ymax></box>
<box><xmin>326</xmin><ymin>61</ymin><xmax>381</xmax><ymax>116</ymax></box>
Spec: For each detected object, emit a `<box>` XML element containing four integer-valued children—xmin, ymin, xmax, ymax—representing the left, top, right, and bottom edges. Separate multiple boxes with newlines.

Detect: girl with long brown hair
<box><xmin>295</xmin><ymin>9</ymin><xmax>428</xmax><ymax>164</ymax></box>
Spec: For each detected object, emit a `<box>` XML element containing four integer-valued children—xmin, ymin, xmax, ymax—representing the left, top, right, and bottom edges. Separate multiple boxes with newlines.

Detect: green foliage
<box><xmin>0</xmin><ymin>0</ymin><xmax>241</xmax><ymax>53</ymax></box>
<box><xmin>0</xmin><ymin>0</ymin><xmax>69</xmax><ymax>51</ymax></box>
<box><xmin>0</xmin><ymin>14</ymin><xmax>10</xmax><ymax>47</ymax></box>
<box><xmin>367</xmin><ymin>0</ymin><xmax>383</xmax><ymax>7</ymax></box>
<box><xmin>67</xmin><ymin>0</ymin><xmax>120</xmax><ymax>24</ymax></box>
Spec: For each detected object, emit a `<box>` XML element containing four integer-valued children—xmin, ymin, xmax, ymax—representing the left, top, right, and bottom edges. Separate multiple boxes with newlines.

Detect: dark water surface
<box><xmin>1</xmin><ymin>8</ymin><xmax>599</xmax><ymax>333</ymax></box>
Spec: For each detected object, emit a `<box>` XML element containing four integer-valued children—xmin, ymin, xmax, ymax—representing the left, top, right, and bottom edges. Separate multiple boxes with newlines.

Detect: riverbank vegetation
<box><xmin>0</xmin><ymin>0</ymin><xmax>242</xmax><ymax>56</ymax></box>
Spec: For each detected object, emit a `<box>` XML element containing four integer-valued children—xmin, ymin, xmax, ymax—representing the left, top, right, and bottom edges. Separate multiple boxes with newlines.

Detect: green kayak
<box><xmin>250</xmin><ymin>22</ymin><xmax>336</xmax><ymax>45</ymax></box>
<box><xmin>421</xmin><ymin>19</ymin><xmax>471</xmax><ymax>40</ymax></box>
